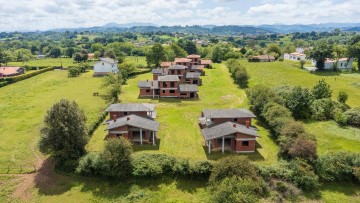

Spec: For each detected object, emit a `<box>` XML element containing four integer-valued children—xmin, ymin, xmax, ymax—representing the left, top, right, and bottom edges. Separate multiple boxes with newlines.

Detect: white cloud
<box><xmin>0</xmin><ymin>0</ymin><xmax>359</xmax><ymax>31</ymax></box>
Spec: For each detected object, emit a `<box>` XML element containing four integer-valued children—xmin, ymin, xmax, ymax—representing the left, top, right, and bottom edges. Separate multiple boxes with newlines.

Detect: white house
<box><xmin>284</xmin><ymin>52</ymin><xmax>307</xmax><ymax>61</ymax></box>
<box><xmin>296</xmin><ymin>47</ymin><xmax>305</xmax><ymax>54</ymax></box>
<box><xmin>94</xmin><ymin>58</ymin><xmax>118</xmax><ymax>76</ymax></box>
<box><xmin>312</xmin><ymin>58</ymin><xmax>353</xmax><ymax>70</ymax></box>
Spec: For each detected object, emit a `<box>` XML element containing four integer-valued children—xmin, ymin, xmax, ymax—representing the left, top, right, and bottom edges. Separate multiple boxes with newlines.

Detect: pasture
<box><xmin>0</xmin><ymin>70</ymin><xmax>106</xmax><ymax>173</ymax></box>
<box><xmin>243</xmin><ymin>60</ymin><xmax>360</xmax><ymax>154</ymax></box>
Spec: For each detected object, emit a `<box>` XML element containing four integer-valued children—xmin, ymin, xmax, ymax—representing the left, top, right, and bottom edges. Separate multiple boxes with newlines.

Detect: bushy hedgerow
<box><xmin>2</xmin><ymin>67</ymin><xmax>53</xmax><ymax>84</ymax></box>
<box><xmin>270</xmin><ymin>180</ymin><xmax>302</xmax><ymax>202</ymax></box>
<box><xmin>258</xmin><ymin>159</ymin><xmax>320</xmax><ymax>192</ymax></box>
<box><xmin>315</xmin><ymin>152</ymin><xmax>360</xmax><ymax>182</ymax></box>
<box><xmin>209</xmin><ymin>156</ymin><xmax>268</xmax><ymax>203</ymax></box>
<box><xmin>344</xmin><ymin>107</ymin><xmax>360</xmax><ymax>127</ymax></box>
<box><xmin>87</xmin><ymin>110</ymin><xmax>108</xmax><ymax>136</ymax></box>
<box><xmin>225</xmin><ymin>59</ymin><xmax>249</xmax><ymax>88</ymax></box>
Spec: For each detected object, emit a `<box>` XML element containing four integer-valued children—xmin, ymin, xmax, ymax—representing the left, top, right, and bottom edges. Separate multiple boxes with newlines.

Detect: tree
<box><xmin>267</xmin><ymin>44</ymin><xmax>282</xmax><ymax>59</ymax></box>
<box><xmin>309</xmin><ymin>39</ymin><xmax>333</xmax><ymax>70</ymax></box>
<box><xmin>39</xmin><ymin>99</ymin><xmax>88</xmax><ymax>167</ymax></box>
<box><xmin>333</xmin><ymin>44</ymin><xmax>346</xmax><ymax>59</ymax></box>
<box><xmin>73</xmin><ymin>52</ymin><xmax>82</xmax><ymax>63</ymax></box>
<box><xmin>312</xmin><ymin>79</ymin><xmax>332</xmax><ymax>100</ymax></box>
<box><xmin>49</xmin><ymin>47</ymin><xmax>62</xmax><ymax>58</ymax></box>
<box><xmin>285</xmin><ymin>86</ymin><xmax>312</xmax><ymax>119</ymax></box>
<box><xmin>344</xmin><ymin>107</ymin><xmax>360</xmax><ymax>127</ymax></box>
<box><xmin>102</xmin><ymin>72</ymin><xmax>123</xmax><ymax>102</ymax></box>
<box><xmin>177</xmin><ymin>39</ymin><xmax>197</xmax><ymax>54</ymax></box>
<box><xmin>169</xmin><ymin>43</ymin><xmax>187</xmax><ymax>58</ymax></box>
<box><xmin>348</xmin><ymin>41</ymin><xmax>360</xmax><ymax>71</ymax></box>
<box><xmin>100</xmin><ymin>138</ymin><xmax>133</xmax><ymax>178</ymax></box>
<box><xmin>104</xmin><ymin>49</ymin><xmax>117</xmax><ymax>59</ymax></box>
<box><xmin>300</xmin><ymin>60</ymin><xmax>306</xmax><ymax>69</ymax></box>
<box><xmin>240</xmin><ymin>47</ymin><xmax>247</xmax><ymax>55</ymax></box>
<box><xmin>311</xmin><ymin>98</ymin><xmax>335</xmax><ymax>121</ymax></box>
<box><xmin>14</xmin><ymin>49</ymin><xmax>32</xmax><ymax>62</ymax></box>
<box><xmin>211</xmin><ymin>44</ymin><xmax>231</xmax><ymax>63</ymax></box>
<box><xmin>118</xmin><ymin>61</ymin><xmax>136</xmax><ymax>82</ymax></box>
<box><xmin>65</xmin><ymin>47</ymin><xmax>75</xmax><ymax>58</ymax></box>
<box><xmin>338</xmin><ymin>91</ymin><xmax>348</xmax><ymax>104</ymax></box>
<box><xmin>145</xmin><ymin>43</ymin><xmax>166</xmax><ymax>67</ymax></box>
<box><xmin>288</xmin><ymin>135</ymin><xmax>317</xmax><ymax>160</ymax></box>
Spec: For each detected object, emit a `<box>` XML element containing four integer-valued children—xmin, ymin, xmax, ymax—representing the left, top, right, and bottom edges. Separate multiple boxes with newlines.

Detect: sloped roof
<box><xmin>201</xmin><ymin>122</ymin><xmax>259</xmax><ymax>141</ymax></box>
<box><xmin>201</xmin><ymin>60</ymin><xmax>213</xmax><ymax>65</ymax></box>
<box><xmin>100</xmin><ymin>58</ymin><xmax>118</xmax><ymax>64</ymax></box>
<box><xmin>169</xmin><ymin>65</ymin><xmax>188</xmax><ymax>70</ymax></box>
<box><xmin>186</xmin><ymin>72</ymin><xmax>201</xmax><ymax>79</ymax></box>
<box><xmin>252</xmin><ymin>55</ymin><xmax>275</xmax><ymax>60</ymax></box>
<box><xmin>158</xmin><ymin>75</ymin><xmax>180</xmax><ymax>82</ymax></box>
<box><xmin>190</xmin><ymin>65</ymin><xmax>205</xmax><ymax>70</ymax></box>
<box><xmin>152</xmin><ymin>68</ymin><xmax>169</xmax><ymax>75</ymax></box>
<box><xmin>175</xmin><ymin>58</ymin><xmax>192</xmax><ymax>63</ymax></box>
<box><xmin>161</xmin><ymin>62</ymin><xmax>173</xmax><ymax>67</ymax></box>
<box><xmin>178</xmin><ymin>84</ymin><xmax>199</xmax><ymax>92</ymax></box>
<box><xmin>106</xmin><ymin>114</ymin><xmax>159</xmax><ymax>132</ymax></box>
<box><xmin>202</xmin><ymin>109</ymin><xmax>256</xmax><ymax>119</ymax></box>
<box><xmin>0</xmin><ymin>67</ymin><xmax>22</xmax><ymax>76</ymax></box>
<box><xmin>106</xmin><ymin>103</ymin><xmax>155</xmax><ymax>112</ymax></box>
<box><xmin>187</xmin><ymin>54</ymin><xmax>201</xmax><ymax>58</ymax></box>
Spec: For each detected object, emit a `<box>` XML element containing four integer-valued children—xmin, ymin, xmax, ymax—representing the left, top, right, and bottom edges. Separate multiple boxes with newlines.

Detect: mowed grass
<box><xmin>243</xmin><ymin>60</ymin><xmax>360</xmax><ymax>154</ymax></box>
<box><xmin>88</xmin><ymin>63</ymin><xmax>279</xmax><ymax>164</ymax></box>
<box><xmin>7</xmin><ymin>58</ymin><xmax>95</xmax><ymax>68</ymax></box>
<box><xmin>0</xmin><ymin>70</ymin><xmax>106</xmax><ymax>173</ymax></box>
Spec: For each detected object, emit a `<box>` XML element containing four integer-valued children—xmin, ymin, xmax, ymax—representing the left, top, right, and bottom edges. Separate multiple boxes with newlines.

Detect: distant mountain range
<box><xmin>47</xmin><ymin>22</ymin><xmax>360</xmax><ymax>34</ymax></box>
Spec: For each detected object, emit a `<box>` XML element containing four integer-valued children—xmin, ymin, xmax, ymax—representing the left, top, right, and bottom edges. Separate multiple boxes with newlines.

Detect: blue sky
<box><xmin>0</xmin><ymin>0</ymin><xmax>359</xmax><ymax>31</ymax></box>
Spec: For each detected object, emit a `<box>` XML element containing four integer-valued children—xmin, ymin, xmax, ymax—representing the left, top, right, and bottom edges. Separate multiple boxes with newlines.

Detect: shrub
<box><xmin>300</xmin><ymin>60</ymin><xmax>306</xmax><ymax>69</ymax></box>
<box><xmin>285</xmin><ymin>86</ymin><xmax>313</xmax><ymax>119</ymax></box>
<box><xmin>3</xmin><ymin>67</ymin><xmax>53</xmax><ymax>84</ymax></box>
<box><xmin>68</xmin><ymin>67</ymin><xmax>80</xmax><ymax>77</ymax></box>
<box><xmin>338</xmin><ymin>91</ymin><xmax>349</xmax><ymax>104</ymax></box>
<box><xmin>288</xmin><ymin>135</ymin><xmax>317</xmax><ymax>160</ymax></box>
<box><xmin>280</xmin><ymin>120</ymin><xmax>306</xmax><ymax>138</ymax></box>
<box><xmin>131</xmin><ymin>153</ymin><xmax>176</xmax><ymax>178</ymax></box>
<box><xmin>344</xmin><ymin>107</ymin><xmax>360</xmax><ymax>127</ymax></box>
<box><xmin>271</xmin><ymin>180</ymin><xmax>301</xmax><ymax>201</ymax></box>
<box><xmin>233</xmin><ymin>67</ymin><xmax>249</xmax><ymax>88</ymax></box>
<box><xmin>100</xmin><ymin>138</ymin><xmax>133</xmax><ymax>179</ymax></box>
<box><xmin>334</xmin><ymin>112</ymin><xmax>348</xmax><ymax>126</ymax></box>
<box><xmin>287</xmin><ymin>159</ymin><xmax>320</xmax><ymax>191</ymax></box>
<box><xmin>0</xmin><ymin>81</ymin><xmax>8</xmax><ymax>87</ymax></box>
<box><xmin>278</xmin><ymin>57</ymin><xmax>284</xmax><ymax>62</ymax></box>
<box><xmin>311</xmin><ymin>98</ymin><xmax>335</xmax><ymax>121</ymax></box>
<box><xmin>315</xmin><ymin>152</ymin><xmax>360</xmax><ymax>182</ymax></box>
<box><xmin>312</xmin><ymin>79</ymin><xmax>332</xmax><ymax>100</ymax></box>
<box><xmin>209</xmin><ymin>176</ymin><xmax>268</xmax><ymax>203</ymax></box>
<box><xmin>247</xmin><ymin>85</ymin><xmax>277</xmax><ymax>115</ymax></box>
<box><xmin>76</xmin><ymin>152</ymin><xmax>105</xmax><ymax>176</ymax></box>
<box><xmin>88</xmin><ymin>111</ymin><xmax>107</xmax><ymax>136</ymax></box>
<box><xmin>172</xmin><ymin>159</ymin><xmax>191</xmax><ymax>176</ymax></box>
<box><xmin>209</xmin><ymin>156</ymin><xmax>258</xmax><ymax>183</ymax></box>
<box><xmin>190</xmin><ymin>160</ymin><xmax>213</xmax><ymax>180</ymax></box>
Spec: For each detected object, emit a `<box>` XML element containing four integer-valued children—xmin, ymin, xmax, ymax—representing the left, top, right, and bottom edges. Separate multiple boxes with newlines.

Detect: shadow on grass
<box><xmin>203</xmin><ymin>147</ymin><xmax>265</xmax><ymax>162</ymax></box>
<box><xmin>313</xmin><ymin>70</ymin><xmax>341</xmax><ymax>76</ymax></box>
<box><xmin>133</xmin><ymin>138</ymin><xmax>161</xmax><ymax>152</ymax></box>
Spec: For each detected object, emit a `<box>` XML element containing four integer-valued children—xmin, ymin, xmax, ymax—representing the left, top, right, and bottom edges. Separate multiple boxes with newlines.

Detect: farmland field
<box><xmin>0</xmin><ymin>70</ymin><xmax>106</xmax><ymax>173</ymax></box>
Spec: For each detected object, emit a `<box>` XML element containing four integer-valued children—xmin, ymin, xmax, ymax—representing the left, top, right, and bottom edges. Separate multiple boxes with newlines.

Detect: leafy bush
<box><xmin>288</xmin><ymin>135</ymin><xmax>317</xmax><ymax>160</ymax></box>
<box><xmin>68</xmin><ymin>67</ymin><xmax>80</xmax><ymax>77</ymax></box>
<box><xmin>131</xmin><ymin>153</ymin><xmax>176</xmax><ymax>178</ymax></box>
<box><xmin>284</xmin><ymin>86</ymin><xmax>313</xmax><ymax>119</ymax></box>
<box><xmin>209</xmin><ymin>177</ymin><xmax>268</xmax><ymax>203</ymax></box>
<box><xmin>3</xmin><ymin>67</ymin><xmax>53</xmax><ymax>84</ymax></box>
<box><xmin>344</xmin><ymin>107</ymin><xmax>360</xmax><ymax>127</ymax></box>
<box><xmin>334</xmin><ymin>112</ymin><xmax>348</xmax><ymax>126</ymax></box>
<box><xmin>209</xmin><ymin>156</ymin><xmax>258</xmax><ymax>183</ymax></box>
<box><xmin>312</xmin><ymin>79</ymin><xmax>332</xmax><ymax>100</ymax></box>
<box><xmin>311</xmin><ymin>98</ymin><xmax>335</xmax><ymax>120</ymax></box>
<box><xmin>76</xmin><ymin>153</ymin><xmax>105</xmax><ymax>176</ymax></box>
<box><xmin>247</xmin><ymin>85</ymin><xmax>277</xmax><ymax>115</ymax></box>
<box><xmin>0</xmin><ymin>81</ymin><xmax>8</xmax><ymax>87</ymax></box>
<box><xmin>190</xmin><ymin>160</ymin><xmax>213</xmax><ymax>180</ymax></box>
<box><xmin>315</xmin><ymin>152</ymin><xmax>360</xmax><ymax>182</ymax></box>
<box><xmin>338</xmin><ymin>90</ymin><xmax>349</xmax><ymax>104</ymax></box>
<box><xmin>270</xmin><ymin>180</ymin><xmax>301</xmax><ymax>201</ymax></box>
<box><xmin>88</xmin><ymin>110</ymin><xmax>107</xmax><ymax>136</ymax></box>
<box><xmin>100</xmin><ymin>138</ymin><xmax>133</xmax><ymax>179</ymax></box>
<box><xmin>280</xmin><ymin>120</ymin><xmax>306</xmax><ymax>138</ymax></box>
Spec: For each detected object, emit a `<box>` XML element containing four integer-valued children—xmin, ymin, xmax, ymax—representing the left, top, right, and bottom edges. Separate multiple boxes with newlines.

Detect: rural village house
<box><xmin>93</xmin><ymin>58</ymin><xmax>119</xmax><ymax>76</ymax></box>
<box><xmin>138</xmin><ymin>55</ymin><xmax>212</xmax><ymax>99</ymax></box>
<box><xmin>248</xmin><ymin>55</ymin><xmax>275</xmax><ymax>62</ymax></box>
<box><xmin>105</xmin><ymin>103</ymin><xmax>159</xmax><ymax>145</ymax></box>
<box><xmin>0</xmin><ymin>67</ymin><xmax>25</xmax><ymax>78</ymax></box>
<box><xmin>284</xmin><ymin>52</ymin><xmax>307</xmax><ymax>61</ymax></box>
<box><xmin>199</xmin><ymin>109</ymin><xmax>259</xmax><ymax>153</ymax></box>
<box><xmin>312</xmin><ymin>58</ymin><xmax>353</xmax><ymax>70</ymax></box>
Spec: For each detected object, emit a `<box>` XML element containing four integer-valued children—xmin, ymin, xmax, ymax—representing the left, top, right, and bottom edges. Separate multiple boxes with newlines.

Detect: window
<box><xmin>170</xmin><ymin>82</ymin><xmax>175</xmax><ymax>87</ymax></box>
<box><xmin>124</xmin><ymin>112</ymin><xmax>128</xmax><ymax>115</ymax></box>
<box><xmin>163</xmin><ymin>82</ymin><xmax>167</xmax><ymax>87</ymax></box>
<box><xmin>233</xmin><ymin>118</ymin><xmax>238</xmax><ymax>122</ymax></box>
<box><xmin>170</xmin><ymin>90</ymin><xmax>176</xmax><ymax>93</ymax></box>
<box><xmin>177</xmin><ymin>70</ymin><xmax>181</xmax><ymax>74</ymax></box>
<box><xmin>242</xmin><ymin>141</ymin><xmax>249</xmax><ymax>146</ymax></box>
<box><xmin>146</xmin><ymin>89</ymin><xmax>150</xmax><ymax>93</ymax></box>
<box><xmin>162</xmin><ymin>90</ymin><xmax>166</xmax><ymax>94</ymax></box>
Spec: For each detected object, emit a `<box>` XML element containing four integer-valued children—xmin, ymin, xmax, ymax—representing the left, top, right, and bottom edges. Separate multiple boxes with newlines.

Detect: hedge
<box><xmin>1</xmin><ymin>67</ymin><xmax>54</xmax><ymax>86</ymax></box>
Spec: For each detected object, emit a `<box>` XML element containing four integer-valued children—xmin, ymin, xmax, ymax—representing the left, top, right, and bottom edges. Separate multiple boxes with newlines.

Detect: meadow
<box><xmin>0</xmin><ymin>70</ymin><xmax>106</xmax><ymax>173</ymax></box>
<box><xmin>243</xmin><ymin>60</ymin><xmax>360</xmax><ymax>154</ymax></box>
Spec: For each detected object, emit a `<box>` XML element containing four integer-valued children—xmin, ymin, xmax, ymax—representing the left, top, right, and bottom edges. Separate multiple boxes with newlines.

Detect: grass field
<box><xmin>88</xmin><ymin>63</ymin><xmax>279</xmax><ymax>164</ymax></box>
<box><xmin>243</xmin><ymin>60</ymin><xmax>360</xmax><ymax>155</ymax></box>
<box><xmin>0</xmin><ymin>70</ymin><xmax>106</xmax><ymax>173</ymax></box>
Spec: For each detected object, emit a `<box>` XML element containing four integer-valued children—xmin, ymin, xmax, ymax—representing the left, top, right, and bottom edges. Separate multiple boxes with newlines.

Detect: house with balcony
<box><xmin>199</xmin><ymin>109</ymin><xmax>259</xmax><ymax>153</ymax></box>
<box><xmin>105</xmin><ymin>103</ymin><xmax>159</xmax><ymax>145</ymax></box>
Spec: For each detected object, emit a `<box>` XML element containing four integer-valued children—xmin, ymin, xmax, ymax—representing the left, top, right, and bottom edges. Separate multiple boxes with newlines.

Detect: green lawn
<box><xmin>243</xmin><ymin>60</ymin><xmax>360</xmax><ymax>155</ymax></box>
<box><xmin>88</xmin><ymin>63</ymin><xmax>279</xmax><ymax>164</ymax></box>
<box><xmin>7</xmin><ymin>58</ymin><xmax>91</xmax><ymax>68</ymax></box>
<box><xmin>0</xmin><ymin>70</ymin><xmax>106</xmax><ymax>173</ymax></box>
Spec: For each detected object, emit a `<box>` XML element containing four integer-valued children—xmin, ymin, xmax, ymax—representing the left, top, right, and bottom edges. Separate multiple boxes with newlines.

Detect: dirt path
<box><xmin>10</xmin><ymin>141</ymin><xmax>45</xmax><ymax>201</ymax></box>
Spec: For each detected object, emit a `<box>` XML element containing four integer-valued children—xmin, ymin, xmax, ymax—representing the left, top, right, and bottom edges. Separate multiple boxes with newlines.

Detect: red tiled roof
<box><xmin>161</xmin><ymin>62</ymin><xmax>173</xmax><ymax>67</ymax></box>
<box><xmin>0</xmin><ymin>67</ymin><xmax>22</xmax><ymax>76</ymax></box>
<box><xmin>201</xmin><ymin>60</ymin><xmax>213</xmax><ymax>65</ymax></box>
<box><xmin>175</xmin><ymin>58</ymin><xmax>192</xmax><ymax>63</ymax></box>
<box><xmin>187</xmin><ymin>54</ymin><xmax>201</xmax><ymax>59</ymax></box>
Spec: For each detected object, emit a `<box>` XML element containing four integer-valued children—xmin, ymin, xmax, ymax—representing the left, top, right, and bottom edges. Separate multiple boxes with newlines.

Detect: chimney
<box><xmin>113</xmin><ymin>115</ymin><xmax>117</xmax><ymax>122</ymax></box>
<box><xmin>246</xmin><ymin>121</ymin><xmax>250</xmax><ymax>129</ymax></box>
<box><xmin>127</xmin><ymin>117</ymin><xmax>130</xmax><ymax>121</ymax></box>
<box><xmin>233</xmin><ymin>123</ymin><xmax>236</xmax><ymax>128</ymax></box>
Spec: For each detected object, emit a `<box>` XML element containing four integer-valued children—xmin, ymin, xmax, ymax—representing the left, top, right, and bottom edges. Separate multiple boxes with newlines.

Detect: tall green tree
<box><xmin>102</xmin><ymin>72</ymin><xmax>123</xmax><ymax>102</ymax></box>
<box><xmin>39</xmin><ymin>99</ymin><xmax>88</xmax><ymax>167</ymax></box>
<box><xmin>177</xmin><ymin>39</ymin><xmax>197</xmax><ymax>54</ymax></box>
<box><xmin>49</xmin><ymin>47</ymin><xmax>62</xmax><ymax>58</ymax></box>
<box><xmin>267</xmin><ymin>44</ymin><xmax>282</xmax><ymax>59</ymax></box>
<box><xmin>211</xmin><ymin>44</ymin><xmax>231</xmax><ymax>63</ymax></box>
<box><xmin>348</xmin><ymin>35</ymin><xmax>360</xmax><ymax>70</ymax></box>
<box><xmin>145</xmin><ymin>43</ymin><xmax>166</xmax><ymax>67</ymax></box>
<box><xmin>309</xmin><ymin>39</ymin><xmax>333</xmax><ymax>70</ymax></box>
<box><xmin>312</xmin><ymin>79</ymin><xmax>332</xmax><ymax>100</ymax></box>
